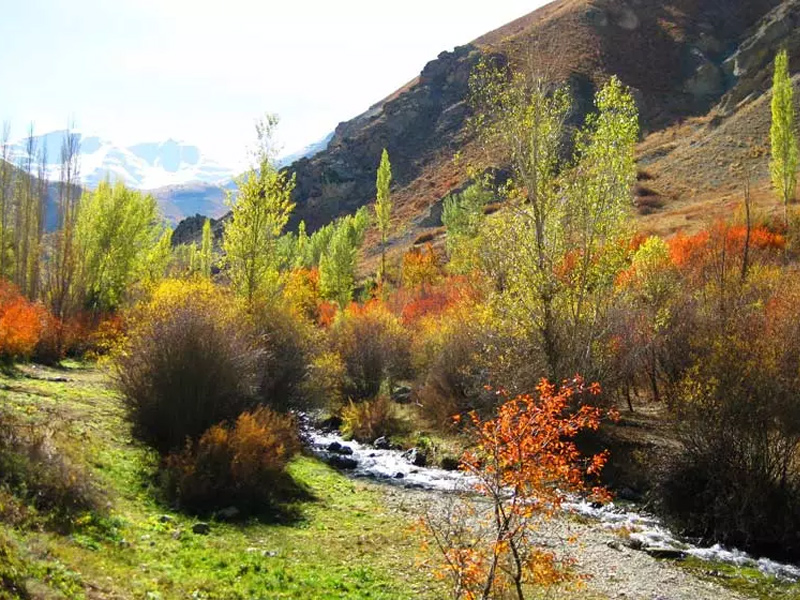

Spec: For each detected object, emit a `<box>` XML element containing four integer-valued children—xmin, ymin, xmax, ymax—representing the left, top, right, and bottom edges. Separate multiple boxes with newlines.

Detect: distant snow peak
<box><xmin>7</xmin><ymin>131</ymin><xmax>238</xmax><ymax>191</ymax></box>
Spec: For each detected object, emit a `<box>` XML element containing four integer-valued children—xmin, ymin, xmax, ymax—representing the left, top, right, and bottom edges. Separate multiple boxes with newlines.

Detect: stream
<box><xmin>305</xmin><ymin>425</ymin><xmax>800</xmax><ymax>583</ymax></box>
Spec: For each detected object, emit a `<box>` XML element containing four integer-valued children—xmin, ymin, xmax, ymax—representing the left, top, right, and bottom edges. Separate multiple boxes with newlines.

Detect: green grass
<box><xmin>0</xmin><ymin>363</ymin><xmax>441</xmax><ymax>599</ymax></box>
<box><xmin>680</xmin><ymin>556</ymin><xmax>800</xmax><ymax>600</ymax></box>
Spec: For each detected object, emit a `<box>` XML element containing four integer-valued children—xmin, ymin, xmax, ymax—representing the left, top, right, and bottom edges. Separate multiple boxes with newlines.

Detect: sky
<box><xmin>0</xmin><ymin>0</ymin><xmax>548</xmax><ymax>167</ymax></box>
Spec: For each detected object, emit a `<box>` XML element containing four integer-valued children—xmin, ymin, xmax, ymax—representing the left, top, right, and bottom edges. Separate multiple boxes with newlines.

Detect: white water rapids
<box><xmin>305</xmin><ymin>425</ymin><xmax>800</xmax><ymax>582</ymax></box>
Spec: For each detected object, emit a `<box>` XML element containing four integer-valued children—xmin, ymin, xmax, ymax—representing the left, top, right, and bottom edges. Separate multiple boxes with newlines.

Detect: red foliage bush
<box><xmin>0</xmin><ymin>281</ymin><xmax>46</xmax><ymax>361</ymax></box>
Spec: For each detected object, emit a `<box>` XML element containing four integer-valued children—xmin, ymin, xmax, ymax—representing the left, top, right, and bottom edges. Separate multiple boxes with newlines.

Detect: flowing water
<box><xmin>305</xmin><ymin>424</ymin><xmax>800</xmax><ymax>582</ymax></box>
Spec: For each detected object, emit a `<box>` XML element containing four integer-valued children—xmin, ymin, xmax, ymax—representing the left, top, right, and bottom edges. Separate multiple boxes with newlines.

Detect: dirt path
<box><xmin>380</xmin><ymin>486</ymin><xmax>751</xmax><ymax>600</ymax></box>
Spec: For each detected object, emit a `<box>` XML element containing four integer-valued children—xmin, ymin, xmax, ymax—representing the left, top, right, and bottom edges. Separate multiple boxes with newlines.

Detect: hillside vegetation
<box><xmin>4</xmin><ymin>1</ymin><xmax>800</xmax><ymax>599</ymax></box>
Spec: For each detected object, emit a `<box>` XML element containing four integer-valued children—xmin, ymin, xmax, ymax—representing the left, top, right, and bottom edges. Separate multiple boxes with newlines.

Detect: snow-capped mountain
<box><xmin>8</xmin><ymin>131</ymin><xmax>239</xmax><ymax>190</ymax></box>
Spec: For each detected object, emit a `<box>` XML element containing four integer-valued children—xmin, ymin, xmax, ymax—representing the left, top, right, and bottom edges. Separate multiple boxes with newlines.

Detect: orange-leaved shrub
<box><xmin>423</xmin><ymin>378</ymin><xmax>613</xmax><ymax>598</ymax></box>
<box><xmin>0</xmin><ymin>281</ymin><xmax>46</xmax><ymax>362</ymax></box>
<box><xmin>115</xmin><ymin>279</ymin><xmax>261</xmax><ymax>453</ymax></box>
<box><xmin>164</xmin><ymin>407</ymin><xmax>301</xmax><ymax>513</ymax></box>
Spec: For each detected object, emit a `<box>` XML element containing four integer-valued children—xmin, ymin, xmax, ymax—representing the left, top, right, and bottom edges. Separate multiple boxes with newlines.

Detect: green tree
<box><xmin>374</xmin><ymin>148</ymin><xmax>392</xmax><ymax>282</ymax></box>
<box><xmin>441</xmin><ymin>181</ymin><xmax>493</xmax><ymax>273</ymax></box>
<box><xmin>469</xmin><ymin>62</ymin><xmax>638</xmax><ymax>383</ymax></box>
<box><xmin>223</xmin><ymin>115</ymin><xmax>296</xmax><ymax>304</ymax></box>
<box><xmin>469</xmin><ymin>60</ymin><xmax>571</xmax><ymax>379</ymax></box>
<box><xmin>74</xmin><ymin>180</ymin><xmax>165</xmax><ymax>312</ymax></box>
<box><xmin>564</xmin><ymin>76</ymin><xmax>639</xmax><ymax>364</ymax></box>
<box><xmin>198</xmin><ymin>218</ymin><xmax>213</xmax><ymax>279</ymax></box>
<box><xmin>770</xmin><ymin>49</ymin><xmax>798</xmax><ymax>229</ymax></box>
<box><xmin>319</xmin><ymin>208</ymin><xmax>370</xmax><ymax>307</ymax></box>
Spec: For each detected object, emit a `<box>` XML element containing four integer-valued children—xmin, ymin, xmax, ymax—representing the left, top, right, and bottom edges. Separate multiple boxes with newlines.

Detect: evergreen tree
<box><xmin>770</xmin><ymin>49</ymin><xmax>798</xmax><ymax>229</ymax></box>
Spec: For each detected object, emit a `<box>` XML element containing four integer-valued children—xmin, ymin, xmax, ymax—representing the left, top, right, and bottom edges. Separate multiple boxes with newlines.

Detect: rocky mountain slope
<box><xmin>261</xmin><ymin>0</ymin><xmax>798</xmax><ymax>262</ymax></box>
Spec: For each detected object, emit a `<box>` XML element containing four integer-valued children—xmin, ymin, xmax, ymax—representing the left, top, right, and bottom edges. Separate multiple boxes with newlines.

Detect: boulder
<box><xmin>439</xmin><ymin>456</ymin><xmax>460</xmax><ymax>471</ymax></box>
<box><xmin>615</xmin><ymin>6</ymin><xmax>639</xmax><ymax>31</ymax></box>
<box><xmin>326</xmin><ymin>455</ymin><xmax>358</xmax><ymax>470</ymax></box>
<box><xmin>192</xmin><ymin>522</ymin><xmax>210</xmax><ymax>535</ymax></box>
<box><xmin>373</xmin><ymin>436</ymin><xmax>392</xmax><ymax>450</ymax></box>
<box><xmin>402</xmin><ymin>448</ymin><xmax>428</xmax><ymax>467</ymax></box>
<box><xmin>217</xmin><ymin>506</ymin><xmax>240</xmax><ymax>520</ymax></box>
<box><xmin>644</xmin><ymin>547</ymin><xmax>688</xmax><ymax>560</ymax></box>
<box><xmin>391</xmin><ymin>385</ymin><xmax>413</xmax><ymax>404</ymax></box>
<box><xmin>327</xmin><ymin>441</ymin><xmax>354</xmax><ymax>455</ymax></box>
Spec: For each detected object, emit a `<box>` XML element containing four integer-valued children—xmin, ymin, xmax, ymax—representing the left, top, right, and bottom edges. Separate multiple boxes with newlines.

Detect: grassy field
<box><xmin>0</xmin><ymin>363</ymin><xmax>441</xmax><ymax>599</ymax></box>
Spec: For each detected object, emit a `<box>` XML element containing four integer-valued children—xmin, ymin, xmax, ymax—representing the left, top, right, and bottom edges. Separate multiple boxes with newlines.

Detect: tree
<box><xmin>469</xmin><ymin>60</ymin><xmax>570</xmax><ymax>381</ymax></box>
<box><xmin>423</xmin><ymin>379</ymin><xmax>611</xmax><ymax>599</ymax></box>
<box><xmin>0</xmin><ymin>122</ymin><xmax>12</xmax><ymax>280</ymax></box>
<box><xmin>198</xmin><ymin>218</ymin><xmax>213</xmax><ymax>279</ymax></box>
<box><xmin>375</xmin><ymin>148</ymin><xmax>392</xmax><ymax>283</ymax></box>
<box><xmin>770</xmin><ymin>49</ymin><xmax>798</xmax><ymax>230</ymax></box>
<box><xmin>224</xmin><ymin>115</ymin><xmax>296</xmax><ymax>305</ymax></box>
<box><xmin>442</xmin><ymin>181</ymin><xmax>494</xmax><ymax>273</ymax></box>
<box><xmin>469</xmin><ymin>61</ymin><xmax>638</xmax><ymax>385</ymax></box>
<box><xmin>563</xmin><ymin>76</ymin><xmax>639</xmax><ymax>371</ymax></box>
<box><xmin>46</xmin><ymin>125</ymin><xmax>81</xmax><ymax>321</ymax></box>
<box><xmin>319</xmin><ymin>208</ymin><xmax>370</xmax><ymax>307</ymax></box>
<box><xmin>74</xmin><ymin>180</ymin><xmax>165</xmax><ymax>313</ymax></box>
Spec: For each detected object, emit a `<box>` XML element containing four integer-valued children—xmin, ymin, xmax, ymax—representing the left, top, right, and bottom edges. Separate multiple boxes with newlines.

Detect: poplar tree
<box><xmin>770</xmin><ymin>49</ymin><xmax>798</xmax><ymax>229</ymax></box>
<box><xmin>374</xmin><ymin>148</ymin><xmax>392</xmax><ymax>282</ymax></box>
<box><xmin>319</xmin><ymin>207</ymin><xmax>370</xmax><ymax>307</ymax></box>
<box><xmin>198</xmin><ymin>218</ymin><xmax>213</xmax><ymax>279</ymax></box>
<box><xmin>74</xmin><ymin>180</ymin><xmax>163</xmax><ymax>313</ymax></box>
<box><xmin>0</xmin><ymin>123</ymin><xmax>12</xmax><ymax>279</ymax></box>
<box><xmin>224</xmin><ymin>115</ymin><xmax>296</xmax><ymax>305</ymax></box>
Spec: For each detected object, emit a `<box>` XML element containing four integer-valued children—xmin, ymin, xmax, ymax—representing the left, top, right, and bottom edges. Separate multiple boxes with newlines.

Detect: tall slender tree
<box><xmin>47</xmin><ymin>125</ymin><xmax>81</xmax><ymax>321</ymax></box>
<box><xmin>770</xmin><ymin>49</ymin><xmax>798</xmax><ymax>229</ymax></box>
<box><xmin>198</xmin><ymin>217</ymin><xmax>213</xmax><ymax>279</ymax></box>
<box><xmin>30</xmin><ymin>141</ymin><xmax>48</xmax><ymax>299</ymax></box>
<box><xmin>0</xmin><ymin>123</ymin><xmax>12</xmax><ymax>279</ymax></box>
<box><xmin>374</xmin><ymin>148</ymin><xmax>392</xmax><ymax>283</ymax></box>
<box><xmin>224</xmin><ymin>115</ymin><xmax>295</xmax><ymax>305</ymax></box>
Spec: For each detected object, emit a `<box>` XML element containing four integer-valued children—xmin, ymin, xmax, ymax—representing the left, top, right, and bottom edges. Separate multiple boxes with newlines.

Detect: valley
<box><xmin>3</xmin><ymin>0</ymin><xmax>800</xmax><ymax>598</ymax></box>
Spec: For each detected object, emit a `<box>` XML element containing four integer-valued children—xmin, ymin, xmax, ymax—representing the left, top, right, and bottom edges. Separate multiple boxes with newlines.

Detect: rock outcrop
<box><xmin>288</xmin><ymin>44</ymin><xmax>481</xmax><ymax>232</ymax></box>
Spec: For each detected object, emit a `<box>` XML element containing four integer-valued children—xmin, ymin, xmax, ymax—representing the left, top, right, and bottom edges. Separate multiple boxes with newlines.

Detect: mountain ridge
<box><xmin>270</xmin><ymin>0</ymin><xmax>796</xmax><ymax>262</ymax></box>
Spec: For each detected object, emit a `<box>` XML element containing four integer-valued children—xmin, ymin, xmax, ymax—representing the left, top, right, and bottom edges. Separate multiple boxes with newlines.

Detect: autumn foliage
<box><xmin>0</xmin><ymin>281</ymin><xmax>46</xmax><ymax>361</ymax></box>
<box><xmin>423</xmin><ymin>378</ymin><xmax>614</xmax><ymax>600</ymax></box>
<box><xmin>164</xmin><ymin>407</ymin><xmax>301</xmax><ymax>513</ymax></box>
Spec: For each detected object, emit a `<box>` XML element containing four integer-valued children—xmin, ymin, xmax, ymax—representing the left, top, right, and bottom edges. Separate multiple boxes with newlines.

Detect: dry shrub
<box><xmin>661</xmin><ymin>273</ymin><xmax>800</xmax><ymax>561</ymax></box>
<box><xmin>0</xmin><ymin>281</ymin><xmax>45</xmax><ymax>362</ymax></box>
<box><xmin>0</xmin><ymin>416</ymin><xmax>104</xmax><ymax>531</ymax></box>
<box><xmin>303</xmin><ymin>351</ymin><xmax>346</xmax><ymax>409</ymax></box>
<box><xmin>250</xmin><ymin>300</ymin><xmax>313</xmax><ymax>412</ymax></box>
<box><xmin>164</xmin><ymin>407</ymin><xmax>301</xmax><ymax>513</ymax></box>
<box><xmin>341</xmin><ymin>396</ymin><xmax>404</xmax><ymax>443</ymax></box>
<box><xmin>635</xmin><ymin>195</ymin><xmax>665</xmax><ymax>215</ymax></box>
<box><xmin>414</xmin><ymin>309</ymin><xmax>492</xmax><ymax>428</ymax></box>
<box><xmin>116</xmin><ymin>279</ymin><xmax>261</xmax><ymax>453</ymax></box>
<box><xmin>329</xmin><ymin>302</ymin><xmax>412</xmax><ymax>402</ymax></box>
